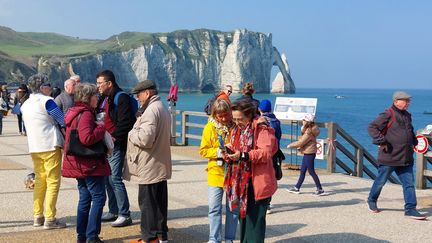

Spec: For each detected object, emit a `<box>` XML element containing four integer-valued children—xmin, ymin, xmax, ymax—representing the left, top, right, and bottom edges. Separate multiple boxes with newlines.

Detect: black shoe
<box><xmin>101</xmin><ymin>212</ymin><xmax>117</xmax><ymax>222</ymax></box>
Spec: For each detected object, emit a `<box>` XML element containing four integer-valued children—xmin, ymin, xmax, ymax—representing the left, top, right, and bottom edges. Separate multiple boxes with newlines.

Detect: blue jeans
<box><xmin>368</xmin><ymin>163</ymin><xmax>417</xmax><ymax>210</ymax></box>
<box><xmin>295</xmin><ymin>154</ymin><xmax>322</xmax><ymax>190</ymax></box>
<box><xmin>0</xmin><ymin>112</ymin><xmax>3</xmax><ymax>135</ymax></box>
<box><xmin>208</xmin><ymin>186</ymin><xmax>238</xmax><ymax>242</ymax></box>
<box><xmin>77</xmin><ymin>176</ymin><xmax>106</xmax><ymax>242</ymax></box>
<box><xmin>105</xmin><ymin>145</ymin><xmax>130</xmax><ymax>217</ymax></box>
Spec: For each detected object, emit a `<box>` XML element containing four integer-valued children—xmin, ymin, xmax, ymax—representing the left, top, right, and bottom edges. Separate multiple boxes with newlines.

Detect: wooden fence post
<box><xmin>181</xmin><ymin>112</ymin><xmax>189</xmax><ymax>146</ymax></box>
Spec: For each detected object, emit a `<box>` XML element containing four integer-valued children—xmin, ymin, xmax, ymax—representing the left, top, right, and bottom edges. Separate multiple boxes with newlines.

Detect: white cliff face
<box><xmin>271</xmin><ymin>53</ymin><xmax>289</xmax><ymax>93</ymax></box>
<box><xmin>271</xmin><ymin>51</ymin><xmax>296</xmax><ymax>93</ymax></box>
<box><xmin>40</xmin><ymin>29</ymin><xmax>295</xmax><ymax>93</ymax></box>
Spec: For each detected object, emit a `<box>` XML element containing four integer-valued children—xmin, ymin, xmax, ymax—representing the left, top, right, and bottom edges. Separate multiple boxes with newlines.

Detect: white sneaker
<box><xmin>111</xmin><ymin>215</ymin><xmax>132</xmax><ymax>227</ymax></box>
<box><xmin>267</xmin><ymin>204</ymin><xmax>273</xmax><ymax>214</ymax></box>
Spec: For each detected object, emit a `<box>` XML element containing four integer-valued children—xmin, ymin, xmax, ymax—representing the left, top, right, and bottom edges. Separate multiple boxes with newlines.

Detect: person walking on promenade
<box><xmin>96</xmin><ymin>70</ymin><xmax>135</xmax><ymax>227</ymax></box>
<box><xmin>367</xmin><ymin>91</ymin><xmax>426</xmax><ymax>220</ymax></box>
<box><xmin>286</xmin><ymin>113</ymin><xmax>325</xmax><ymax>196</ymax></box>
<box><xmin>216</xmin><ymin>84</ymin><xmax>233</xmax><ymax>104</ymax></box>
<box><xmin>223</xmin><ymin>100</ymin><xmax>278</xmax><ymax>243</ymax></box>
<box><xmin>0</xmin><ymin>84</ymin><xmax>11</xmax><ymax>135</ymax></box>
<box><xmin>124</xmin><ymin>80</ymin><xmax>172</xmax><ymax>243</ymax></box>
<box><xmin>258</xmin><ymin>99</ymin><xmax>282</xmax><ymax>214</ymax></box>
<box><xmin>13</xmin><ymin>84</ymin><xmax>30</xmax><ymax>135</ymax></box>
<box><xmin>200</xmin><ymin>99</ymin><xmax>238</xmax><ymax>243</ymax></box>
<box><xmin>55</xmin><ymin>78</ymin><xmax>76</xmax><ymax>114</ymax></box>
<box><xmin>235</xmin><ymin>82</ymin><xmax>259</xmax><ymax>112</ymax></box>
<box><xmin>21</xmin><ymin>74</ymin><xmax>66</xmax><ymax>229</ymax></box>
<box><xmin>62</xmin><ymin>83</ymin><xmax>111</xmax><ymax>243</ymax></box>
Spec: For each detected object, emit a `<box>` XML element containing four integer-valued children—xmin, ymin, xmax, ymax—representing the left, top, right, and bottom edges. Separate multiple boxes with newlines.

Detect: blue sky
<box><xmin>1</xmin><ymin>0</ymin><xmax>431</xmax><ymax>89</ymax></box>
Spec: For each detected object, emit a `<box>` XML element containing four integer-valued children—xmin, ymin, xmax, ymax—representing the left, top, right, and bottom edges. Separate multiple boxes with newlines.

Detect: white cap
<box><xmin>303</xmin><ymin>113</ymin><xmax>315</xmax><ymax>122</ymax></box>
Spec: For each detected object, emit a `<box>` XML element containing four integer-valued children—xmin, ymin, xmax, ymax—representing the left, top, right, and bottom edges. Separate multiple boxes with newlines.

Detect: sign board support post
<box><xmin>326</xmin><ymin>122</ymin><xmax>337</xmax><ymax>173</ymax></box>
<box><xmin>355</xmin><ymin>148</ymin><xmax>364</xmax><ymax>177</ymax></box>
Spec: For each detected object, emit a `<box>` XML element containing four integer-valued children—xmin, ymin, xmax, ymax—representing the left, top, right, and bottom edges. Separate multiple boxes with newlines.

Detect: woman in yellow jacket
<box><xmin>200</xmin><ymin>99</ymin><xmax>238</xmax><ymax>243</ymax></box>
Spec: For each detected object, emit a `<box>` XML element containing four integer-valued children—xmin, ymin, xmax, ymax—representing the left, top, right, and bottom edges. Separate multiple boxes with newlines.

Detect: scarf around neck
<box><xmin>224</xmin><ymin>122</ymin><xmax>254</xmax><ymax>218</ymax></box>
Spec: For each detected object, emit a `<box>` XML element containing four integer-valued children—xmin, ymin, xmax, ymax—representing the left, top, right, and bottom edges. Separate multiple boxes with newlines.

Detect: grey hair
<box><xmin>64</xmin><ymin>78</ymin><xmax>75</xmax><ymax>88</ymax></box>
<box><xmin>74</xmin><ymin>83</ymin><xmax>97</xmax><ymax>104</ymax></box>
<box><xmin>27</xmin><ymin>74</ymin><xmax>49</xmax><ymax>93</ymax></box>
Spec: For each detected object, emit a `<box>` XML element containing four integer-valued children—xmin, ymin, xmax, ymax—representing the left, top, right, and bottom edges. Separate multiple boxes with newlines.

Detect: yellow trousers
<box><xmin>31</xmin><ymin>148</ymin><xmax>62</xmax><ymax>220</ymax></box>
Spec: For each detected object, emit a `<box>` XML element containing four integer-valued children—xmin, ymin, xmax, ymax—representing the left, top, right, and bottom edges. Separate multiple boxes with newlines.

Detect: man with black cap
<box><xmin>124</xmin><ymin>80</ymin><xmax>172</xmax><ymax>243</ymax></box>
<box><xmin>96</xmin><ymin>70</ymin><xmax>136</xmax><ymax>227</ymax></box>
<box><xmin>367</xmin><ymin>91</ymin><xmax>426</xmax><ymax>220</ymax></box>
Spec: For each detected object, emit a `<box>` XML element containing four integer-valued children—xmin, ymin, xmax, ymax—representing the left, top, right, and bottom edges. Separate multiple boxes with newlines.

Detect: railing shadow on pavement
<box><xmin>271</xmin><ymin>199</ymin><xmax>363</xmax><ymax>213</ymax></box>
<box><xmin>276</xmin><ymin>233</ymin><xmax>391</xmax><ymax>243</ymax></box>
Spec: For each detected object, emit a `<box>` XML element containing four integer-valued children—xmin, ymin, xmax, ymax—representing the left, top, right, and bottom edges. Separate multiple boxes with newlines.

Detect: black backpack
<box><xmin>273</xmin><ymin>149</ymin><xmax>285</xmax><ymax>180</ymax></box>
<box><xmin>204</xmin><ymin>95</ymin><xmax>217</xmax><ymax>115</ymax></box>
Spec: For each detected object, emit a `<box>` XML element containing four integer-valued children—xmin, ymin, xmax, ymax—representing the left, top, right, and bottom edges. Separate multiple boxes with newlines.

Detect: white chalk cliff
<box><xmin>38</xmin><ymin>29</ymin><xmax>295</xmax><ymax>93</ymax></box>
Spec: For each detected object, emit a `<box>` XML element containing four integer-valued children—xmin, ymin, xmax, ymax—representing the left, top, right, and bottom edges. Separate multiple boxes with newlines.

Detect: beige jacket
<box><xmin>123</xmin><ymin>95</ymin><xmax>172</xmax><ymax>184</ymax></box>
<box><xmin>288</xmin><ymin>125</ymin><xmax>320</xmax><ymax>154</ymax></box>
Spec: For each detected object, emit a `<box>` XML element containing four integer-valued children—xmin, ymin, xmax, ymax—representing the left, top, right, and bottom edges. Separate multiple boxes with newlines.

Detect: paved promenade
<box><xmin>0</xmin><ymin>114</ymin><xmax>431</xmax><ymax>243</ymax></box>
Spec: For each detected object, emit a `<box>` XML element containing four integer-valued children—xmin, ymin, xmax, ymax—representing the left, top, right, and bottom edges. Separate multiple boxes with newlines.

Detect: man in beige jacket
<box><xmin>124</xmin><ymin>80</ymin><xmax>172</xmax><ymax>243</ymax></box>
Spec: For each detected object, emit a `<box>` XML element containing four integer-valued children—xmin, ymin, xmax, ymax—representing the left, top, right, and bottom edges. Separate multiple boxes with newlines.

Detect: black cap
<box><xmin>132</xmin><ymin>80</ymin><xmax>157</xmax><ymax>94</ymax></box>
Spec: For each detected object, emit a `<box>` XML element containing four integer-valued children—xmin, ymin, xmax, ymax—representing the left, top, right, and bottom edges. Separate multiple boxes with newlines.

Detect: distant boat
<box><xmin>424</xmin><ymin>111</ymin><xmax>432</xmax><ymax>115</ymax></box>
<box><xmin>334</xmin><ymin>95</ymin><xmax>346</xmax><ymax>99</ymax></box>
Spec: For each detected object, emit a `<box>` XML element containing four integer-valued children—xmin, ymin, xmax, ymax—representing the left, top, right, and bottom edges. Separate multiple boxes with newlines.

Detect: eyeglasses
<box><xmin>96</xmin><ymin>81</ymin><xmax>108</xmax><ymax>86</ymax></box>
<box><xmin>227</xmin><ymin>90</ymin><xmax>232</xmax><ymax>94</ymax></box>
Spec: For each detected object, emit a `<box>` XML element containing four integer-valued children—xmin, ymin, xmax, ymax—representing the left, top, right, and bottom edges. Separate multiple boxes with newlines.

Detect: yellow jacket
<box><xmin>199</xmin><ymin>118</ymin><xmax>231</xmax><ymax>187</ymax></box>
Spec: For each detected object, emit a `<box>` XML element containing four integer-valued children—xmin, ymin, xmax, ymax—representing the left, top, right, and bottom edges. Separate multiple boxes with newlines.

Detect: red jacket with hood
<box><xmin>62</xmin><ymin>102</ymin><xmax>110</xmax><ymax>178</ymax></box>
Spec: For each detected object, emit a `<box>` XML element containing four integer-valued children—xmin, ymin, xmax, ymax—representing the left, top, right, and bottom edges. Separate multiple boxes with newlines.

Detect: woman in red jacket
<box><xmin>62</xmin><ymin>83</ymin><xmax>110</xmax><ymax>243</ymax></box>
<box><xmin>223</xmin><ymin>99</ymin><xmax>278</xmax><ymax>243</ymax></box>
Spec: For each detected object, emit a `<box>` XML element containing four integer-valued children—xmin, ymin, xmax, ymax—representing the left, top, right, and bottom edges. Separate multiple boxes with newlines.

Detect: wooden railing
<box><xmin>415</xmin><ymin>134</ymin><xmax>432</xmax><ymax>189</ymax></box>
<box><xmin>175</xmin><ymin>110</ymin><xmax>406</xmax><ymax>186</ymax></box>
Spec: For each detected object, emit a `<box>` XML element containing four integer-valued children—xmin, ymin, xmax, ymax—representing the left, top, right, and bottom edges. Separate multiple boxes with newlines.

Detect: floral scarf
<box><xmin>224</xmin><ymin>122</ymin><xmax>254</xmax><ymax>218</ymax></box>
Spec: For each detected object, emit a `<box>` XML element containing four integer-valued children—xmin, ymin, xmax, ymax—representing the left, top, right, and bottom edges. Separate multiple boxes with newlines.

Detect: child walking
<box><xmin>287</xmin><ymin>113</ymin><xmax>325</xmax><ymax>195</ymax></box>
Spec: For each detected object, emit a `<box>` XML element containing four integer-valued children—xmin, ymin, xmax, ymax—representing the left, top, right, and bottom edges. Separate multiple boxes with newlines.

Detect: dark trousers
<box><xmin>138</xmin><ymin>181</ymin><xmax>168</xmax><ymax>241</ymax></box>
<box><xmin>295</xmin><ymin>153</ymin><xmax>322</xmax><ymax>190</ymax></box>
<box><xmin>17</xmin><ymin>114</ymin><xmax>25</xmax><ymax>133</ymax></box>
<box><xmin>239</xmin><ymin>180</ymin><xmax>271</xmax><ymax>243</ymax></box>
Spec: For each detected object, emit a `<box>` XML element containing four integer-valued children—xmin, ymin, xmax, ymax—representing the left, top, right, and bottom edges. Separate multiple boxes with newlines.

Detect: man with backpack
<box><xmin>96</xmin><ymin>70</ymin><xmax>136</xmax><ymax>227</ymax></box>
<box><xmin>258</xmin><ymin>99</ymin><xmax>283</xmax><ymax>214</ymax></box>
<box><xmin>367</xmin><ymin>91</ymin><xmax>426</xmax><ymax>220</ymax></box>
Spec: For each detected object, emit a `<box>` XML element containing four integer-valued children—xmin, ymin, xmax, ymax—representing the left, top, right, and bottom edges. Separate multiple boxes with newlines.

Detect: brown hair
<box><xmin>231</xmin><ymin>99</ymin><xmax>256</xmax><ymax>120</ymax></box>
<box><xmin>302</xmin><ymin>121</ymin><xmax>316</xmax><ymax>134</ymax></box>
<box><xmin>242</xmin><ymin>82</ymin><xmax>255</xmax><ymax>95</ymax></box>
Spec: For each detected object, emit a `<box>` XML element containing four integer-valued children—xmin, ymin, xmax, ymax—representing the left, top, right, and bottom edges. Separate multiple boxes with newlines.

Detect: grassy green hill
<box><xmin>0</xmin><ymin>26</ymin><xmax>231</xmax><ymax>58</ymax></box>
<box><xmin>0</xmin><ymin>26</ymin><xmax>233</xmax><ymax>83</ymax></box>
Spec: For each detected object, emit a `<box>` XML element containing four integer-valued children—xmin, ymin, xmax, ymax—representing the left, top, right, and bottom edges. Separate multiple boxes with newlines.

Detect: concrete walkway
<box><xmin>0</xmin><ymin>114</ymin><xmax>431</xmax><ymax>243</ymax></box>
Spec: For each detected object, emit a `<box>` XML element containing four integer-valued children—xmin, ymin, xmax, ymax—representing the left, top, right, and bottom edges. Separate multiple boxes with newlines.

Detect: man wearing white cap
<box><xmin>367</xmin><ymin>91</ymin><xmax>426</xmax><ymax>220</ymax></box>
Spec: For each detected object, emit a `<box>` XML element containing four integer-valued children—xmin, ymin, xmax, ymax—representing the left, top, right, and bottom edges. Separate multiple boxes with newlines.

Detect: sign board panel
<box><xmin>274</xmin><ymin>97</ymin><xmax>318</xmax><ymax>121</ymax></box>
<box><xmin>414</xmin><ymin>134</ymin><xmax>429</xmax><ymax>153</ymax></box>
<box><xmin>316</xmin><ymin>139</ymin><xmax>325</xmax><ymax>160</ymax></box>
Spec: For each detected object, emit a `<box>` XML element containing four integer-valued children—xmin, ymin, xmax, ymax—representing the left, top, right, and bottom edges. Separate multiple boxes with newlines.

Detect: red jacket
<box><xmin>216</xmin><ymin>91</ymin><xmax>231</xmax><ymax>104</ymax></box>
<box><xmin>62</xmin><ymin>102</ymin><xmax>110</xmax><ymax>178</ymax></box>
<box><xmin>228</xmin><ymin>118</ymin><xmax>278</xmax><ymax>201</ymax></box>
<box><xmin>249</xmin><ymin>118</ymin><xmax>278</xmax><ymax>200</ymax></box>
